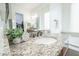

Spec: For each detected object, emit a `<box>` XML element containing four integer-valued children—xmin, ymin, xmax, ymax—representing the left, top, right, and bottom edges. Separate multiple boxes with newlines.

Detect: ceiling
<box><xmin>12</xmin><ymin>3</ymin><xmax>41</xmax><ymax>11</ymax></box>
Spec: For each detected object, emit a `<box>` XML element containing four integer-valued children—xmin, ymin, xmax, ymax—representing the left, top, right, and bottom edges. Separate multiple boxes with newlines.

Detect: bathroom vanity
<box><xmin>10</xmin><ymin>34</ymin><xmax>63</xmax><ymax>56</ymax></box>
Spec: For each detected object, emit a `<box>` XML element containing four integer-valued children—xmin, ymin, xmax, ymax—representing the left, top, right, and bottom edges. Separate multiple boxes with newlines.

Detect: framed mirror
<box><xmin>16</xmin><ymin>13</ymin><xmax>24</xmax><ymax>31</ymax></box>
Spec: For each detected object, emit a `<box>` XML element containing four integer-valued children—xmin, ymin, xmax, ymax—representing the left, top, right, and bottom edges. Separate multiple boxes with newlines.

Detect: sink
<box><xmin>34</xmin><ymin>37</ymin><xmax>57</xmax><ymax>45</ymax></box>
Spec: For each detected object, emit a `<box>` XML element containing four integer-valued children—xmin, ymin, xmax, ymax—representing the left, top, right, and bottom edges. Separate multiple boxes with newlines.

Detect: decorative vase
<box><xmin>22</xmin><ymin>33</ymin><xmax>29</xmax><ymax>42</ymax></box>
<box><xmin>13</xmin><ymin>38</ymin><xmax>21</xmax><ymax>44</ymax></box>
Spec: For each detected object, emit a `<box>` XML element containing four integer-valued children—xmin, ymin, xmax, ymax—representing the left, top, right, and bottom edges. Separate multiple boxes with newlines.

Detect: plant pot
<box><xmin>13</xmin><ymin>37</ymin><xmax>21</xmax><ymax>44</ymax></box>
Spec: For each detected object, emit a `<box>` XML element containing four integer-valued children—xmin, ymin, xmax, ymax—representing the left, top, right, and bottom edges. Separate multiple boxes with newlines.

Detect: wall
<box><xmin>70</xmin><ymin>3</ymin><xmax>79</xmax><ymax>33</ymax></box>
<box><xmin>50</xmin><ymin>3</ymin><xmax>62</xmax><ymax>33</ymax></box>
<box><xmin>62</xmin><ymin>3</ymin><xmax>71</xmax><ymax>32</ymax></box>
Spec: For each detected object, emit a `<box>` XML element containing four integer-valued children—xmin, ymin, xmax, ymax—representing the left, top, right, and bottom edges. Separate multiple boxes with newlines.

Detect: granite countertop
<box><xmin>10</xmin><ymin>37</ymin><xmax>63</xmax><ymax>56</ymax></box>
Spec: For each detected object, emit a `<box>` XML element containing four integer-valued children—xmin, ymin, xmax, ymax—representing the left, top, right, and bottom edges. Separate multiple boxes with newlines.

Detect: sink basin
<box><xmin>34</xmin><ymin>37</ymin><xmax>57</xmax><ymax>45</ymax></box>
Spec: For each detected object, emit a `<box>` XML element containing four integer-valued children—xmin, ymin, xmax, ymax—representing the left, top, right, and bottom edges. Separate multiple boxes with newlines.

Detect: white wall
<box><xmin>50</xmin><ymin>3</ymin><xmax>62</xmax><ymax>33</ymax></box>
<box><xmin>70</xmin><ymin>3</ymin><xmax>79</xmax><ymax>33</ymax></box>
<box><xmin>62</xmin><ymin>3</ymin><xmax>71</xmax><ymax>32</ymax></box>
<box><xmin>62</xmin><ymin>3</ymin><xmax>79</xmax><ymax>33</ymax></box>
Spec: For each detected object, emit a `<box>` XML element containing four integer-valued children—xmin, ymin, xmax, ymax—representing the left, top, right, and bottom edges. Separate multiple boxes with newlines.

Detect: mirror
<box><xmin>16</xmin><ymin>13</ymin><xmax>24</xmax><ymax>31</ymax></box>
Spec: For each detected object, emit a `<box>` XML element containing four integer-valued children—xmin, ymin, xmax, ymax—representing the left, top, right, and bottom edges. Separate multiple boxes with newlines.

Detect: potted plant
<box><xmin>6</xmin><ymin>28</ymin><xmax>23</xmax><ymax>44</ymax></box>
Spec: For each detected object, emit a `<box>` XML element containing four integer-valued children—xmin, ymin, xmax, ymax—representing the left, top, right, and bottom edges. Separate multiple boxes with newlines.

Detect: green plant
<box><xmin>7</xmin><ymin>28</ymin><xmax>23</xmax><ymax>42</ymax></box>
